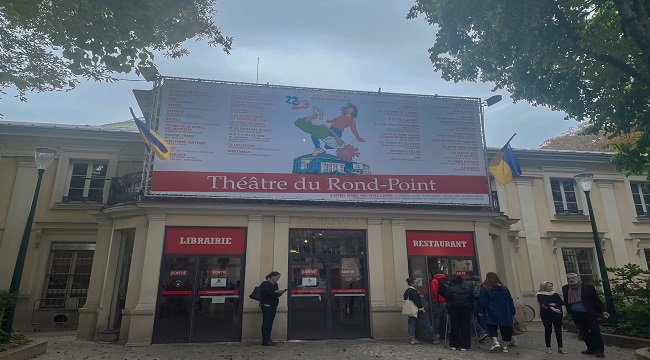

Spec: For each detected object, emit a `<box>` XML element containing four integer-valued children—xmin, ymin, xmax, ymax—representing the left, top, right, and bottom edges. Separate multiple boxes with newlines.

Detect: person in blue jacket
<box><xmin>403</xmin><ymin>277</ymin><xmax>438</xmax><ymax>344</ymax></box>
<box><xmin>478</xmin><ymin>272</ymin><xmax>516</xmax><ymax>353</ymax></box>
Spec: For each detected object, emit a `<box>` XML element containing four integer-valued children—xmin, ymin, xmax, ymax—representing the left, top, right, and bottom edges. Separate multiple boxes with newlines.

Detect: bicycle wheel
<box><xmin>523</xmin><ymin>304</ymin><xmax>535</xmax><ymax>321</ymax></box>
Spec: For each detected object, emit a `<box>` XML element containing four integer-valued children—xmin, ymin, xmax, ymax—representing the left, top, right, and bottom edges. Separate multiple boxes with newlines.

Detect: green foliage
<box><xmin>408</xmin><ymin>0</ymin><xmax>650</xmax><ymax>175</ymax></box>
<box><xmin>0</xmin><ymin>0</ymin><xmax>233</xmax><ymax>101</ymax></box>
<box><xmin>0</xmin><ymin>290</ymin><xmax>15</xmax><ymax>344</ymax></box>
<box><xmin>0</xmin><ymin>332</ymin><xmax>31</xmax><ymax>351</ymax></box>
<box><xmin>603</xmin><ymin>264</ymin><xmax>650</xmax><ymax>338</ymax></box>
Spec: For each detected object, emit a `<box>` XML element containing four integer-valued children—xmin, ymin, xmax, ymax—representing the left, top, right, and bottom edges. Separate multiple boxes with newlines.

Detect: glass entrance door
<box><xmin>287</xmin><ymin>229</ymin><xmax>370</xmax><ymax>339</ymax></box>
<box><xmin>154</xmin><ymin>256</ymin><xmax>243</xmax><ymax>343</ymax></box>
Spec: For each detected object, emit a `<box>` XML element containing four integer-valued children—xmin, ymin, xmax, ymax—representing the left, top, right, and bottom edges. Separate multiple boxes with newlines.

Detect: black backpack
<box><xmin>447</xmin><ymin>283</ymin><xmax>473</xmax><ymax>308</ymax></box>
<box><xmin>435</xmin><ymin>277</ymin><xmax>449</xmax><ymax>300</ymax></box>
<box><xmin>249</xmin><ymin>286</ymin><xmax>261</xmax><ymax>301</ymax></box>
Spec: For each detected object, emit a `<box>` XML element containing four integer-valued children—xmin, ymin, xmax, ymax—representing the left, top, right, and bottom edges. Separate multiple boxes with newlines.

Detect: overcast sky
<box><xmin>1</xmin><ymin>0</ymin><xmax>577</xmax><ymax>149</ymax></box>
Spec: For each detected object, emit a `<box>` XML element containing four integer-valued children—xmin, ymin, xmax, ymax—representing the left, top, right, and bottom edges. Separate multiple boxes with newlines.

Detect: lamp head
<box><xmin>574</xmin><ymin>173</ymin><xmax>594</xmax><ymax>192</ymax></box>
<box><xmin>485</xmin><ymin>95</ymin><xmax>502</xmax><ymax>107</ymax></box>
<box><xmin>35</xmin><ymin>148</ymin><xmax>57</xmax><ymax>171</ymax></box>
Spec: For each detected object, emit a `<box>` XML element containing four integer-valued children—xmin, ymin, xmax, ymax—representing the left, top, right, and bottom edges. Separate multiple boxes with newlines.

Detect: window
<box><xmin>562</xmin><ymin>248</ymin><xmax>597</xmax><ymax>284</ymax></box>
<box><xmin>551</xmin><ymin>179</ymin><xmax>581</xmax><ymax>214</ymax></box>
<box><xmin>630</xmin><ymin>182</ymin><xmax>650</xmax><ymax>216</ymax></box>
<box><xmin>41</xmin><ymin>243</ymin><xmax>95</xmax><ymax>308</ymax></box>
<box><xmin>64</xmin><ymin>162</ymin><xmax>108</xmax><ymax>202</ymax></box>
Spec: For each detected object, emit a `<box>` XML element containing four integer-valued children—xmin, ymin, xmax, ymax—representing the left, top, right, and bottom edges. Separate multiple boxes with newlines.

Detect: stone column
<box><xmin>119</xmin><ymin>216</ymin><xmax>148</xmax><ymax>343</ymax></box>
<box><xmin>515</xmin><ymin>178</ymin><xmax>547</xmax><ymax>289</ymax></box>
<box><xmin>272</xmin><ymin>215</ymin><xmax>289</xmax><ymax>341</ymax></box>
<box><xmin>474</xmin><ymin>220</ymin><xmax>496</xmax><ymax>274</ymax></box>
<box><xmin>77</xmin><ymin>215</ymin><xmax>114</xmax><ymax>340</ymax></box>
<box><xmin>497</xmin><ymin>227</ymin><xmax>520</xmax><ymax>298</ymax></box>
<box><xmin>391</xmin><ymin>218</ymin><xmax>407</xmax><ymax>307</ymax></box>
<box><xmin>367</xmin><ymin>218</ymin><xmax>385</xmax><ymax>308</ymax></box>
<box><xmin>124</xmin><ymin>213</ymin><xmax>166</xmax><ymax>346</ymax></box>
<box><xmin>596</xmin><ymin>181</ymin><xmax>629</xmax><ymax>266</ymax></box>
<box><xmin>241</xmin><ymin>215</ymin><xmax>263</xmax><ymax>341</ymax></box>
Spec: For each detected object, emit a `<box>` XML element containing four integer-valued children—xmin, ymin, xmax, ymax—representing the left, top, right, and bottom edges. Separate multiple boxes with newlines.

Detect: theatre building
<box><xmin>2</xmin><ymin>78</ymin><xmax>649</xmax><ymax>345</ymax></box>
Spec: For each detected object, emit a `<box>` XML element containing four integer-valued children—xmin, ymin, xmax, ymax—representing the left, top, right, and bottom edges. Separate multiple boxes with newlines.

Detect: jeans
<box><xmin>261</xmin><ymin>304</ymin><xmax>277</xmax><ymax>343</ymax></box>
<box><xmin>571</xmin><ymin>312</ymin><xmax>604</xmax><ymax>352</ymax></box>
<box><xmin>431</xmin><ymin>302</ymin><xmax>447</xmax><ymax>338</ymax></box>
<box><xmin>542</xmin><ymin>315</ymin><xmax>563</xmax><ymax>347</ymax></box>
<box><xmin>473</xmin><ymin>302</ymin><xmax>486</xmax><ymax>336</ymax></box>
<box><xmin>408</xmin><ymin>312</ymin><xmax>436</xmax><ymax>338</ymax></box>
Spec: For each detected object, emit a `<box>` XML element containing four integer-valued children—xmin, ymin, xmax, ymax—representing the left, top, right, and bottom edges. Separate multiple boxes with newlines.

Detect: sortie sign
<box><xmin>165</xmin><ymin>227</ymin><xmax>246</xmax><ymax>255</ymax></box>
<box><xmin>406</xmin><ymin>231</ymin><xmax>475</xmax><ymax>257</ymax></box>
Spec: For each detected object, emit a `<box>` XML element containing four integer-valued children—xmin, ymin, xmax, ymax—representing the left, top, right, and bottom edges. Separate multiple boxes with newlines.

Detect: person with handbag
<box><xmin>259</xmin><ymin>271</ymin><xmax>286</xmax><ymax>346</ymax></box>
<box><xmin>403</xmin><ymin>277</ymin><xmax>438</xmax><ymax>345</ymax></box>
<box><xmin>537</xmin><ymin>281</ymin><xmax>566</xmax><ymax>354</ymax></box>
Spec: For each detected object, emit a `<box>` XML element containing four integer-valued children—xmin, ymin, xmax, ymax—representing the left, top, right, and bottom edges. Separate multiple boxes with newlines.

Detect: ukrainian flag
<box><xmin>488</xmin><ymin>143</ymin><xmax>521</xmax><ymax>185</ymax></box>
<box><xmin>130</xmin><ymin>107</ymin><xmax>171</xmax><ymax>160</ymax></box>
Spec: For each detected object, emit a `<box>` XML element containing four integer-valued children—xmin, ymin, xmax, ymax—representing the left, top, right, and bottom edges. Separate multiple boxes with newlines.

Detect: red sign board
<box><xmin>300</xmin><ymin>269</ymin><xmax>319</xmax><ymax>276</ymax></box>
<box><xmin>340</xmin><ymin>269</ymin><xmax>358</xmax><ymax>276</ymax></box>
<box><xmin>406</xmin><ymin>231</ymin><xmax>475</xmax><ymax>257</ymax></box>
<box><xmin>170</xmin><ymin>269</ymin><xmax>189</xmax><ymax>277</ymax></box>
<box><xmin>211</xmin><ymin>269</ymin><xmax>228</xmax><ymax>277</ymax></box>
<box><xmin>165</xmin><ymin>227</ymin><xmax>246</xmax><ymax>255</ymax></box>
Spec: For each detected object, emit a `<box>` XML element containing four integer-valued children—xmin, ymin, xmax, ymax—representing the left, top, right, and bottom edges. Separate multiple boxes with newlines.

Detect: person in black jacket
<box><xmin>259</xmin><ymin>271</ymin><xmax>286</xmax><ymax>346</ymax></box>
<box><xmin>537</xmin><ymin>281</ymin><xmax>566</xmax><ymax>354</ymax></box>
<box><xmin>403</xmin><ymin>277</ymin><xmax>438</xmax><ymax>344</ymax></box>
<box><xmin>562</xmin><ymin>273</ymin><xmax>610</xmax><ymax>358</ymax></box>
<box><xmin>447</xmin><ymin>275</ymin><xmax>474</xmax><ymax>350</ymax></box>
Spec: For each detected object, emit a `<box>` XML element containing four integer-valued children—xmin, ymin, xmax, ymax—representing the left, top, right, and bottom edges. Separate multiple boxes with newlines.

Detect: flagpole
<box><xmin>504</xmin><ymin>133</ymin><xmax>517</xmax><ymax>147</ymax></box>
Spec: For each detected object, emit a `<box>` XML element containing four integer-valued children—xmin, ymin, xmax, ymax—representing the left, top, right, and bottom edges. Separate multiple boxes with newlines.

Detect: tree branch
<box><xmin>612</xmin><ymin>0</ymin><xmax>650</xmax><ymax>71</ymax></box>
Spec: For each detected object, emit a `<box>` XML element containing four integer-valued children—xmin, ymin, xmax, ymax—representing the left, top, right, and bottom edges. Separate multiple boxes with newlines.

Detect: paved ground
<box><xmin>28</xmin><ymin>324</ymin><xmax>636</xmax><ymax>360</ymax></box>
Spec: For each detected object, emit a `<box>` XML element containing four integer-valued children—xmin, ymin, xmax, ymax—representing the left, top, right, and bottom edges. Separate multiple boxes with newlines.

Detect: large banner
<box><xmin>148</xmin><ymin>78</ymin><xmax>489</xmax><ymax>205</ymax></box>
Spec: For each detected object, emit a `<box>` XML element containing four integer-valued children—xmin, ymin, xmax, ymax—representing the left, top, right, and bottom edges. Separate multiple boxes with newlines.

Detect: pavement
<box><xmin>28</xmin><ymin>324</ymin><xmax>636</xmax><ymax>360</ymax></box>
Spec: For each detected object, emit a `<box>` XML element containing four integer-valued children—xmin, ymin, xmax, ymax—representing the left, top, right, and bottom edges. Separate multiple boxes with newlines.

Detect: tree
<box><xmin>0</xmin><ymin>0</ymin><xmax>232</xmax><ymax>101</ymax></box>
<box><xmin>407</xmin><ymin>0</ymin><xmax>650</xmax><ymax>175</ymax></box>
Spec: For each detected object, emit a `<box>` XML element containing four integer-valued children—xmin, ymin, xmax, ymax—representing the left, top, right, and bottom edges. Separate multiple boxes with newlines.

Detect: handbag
<box><xmin>249</xmin><ymin>286</ymin><xmax>261</xmax><ymax>301</ymax></box>
<box><xmin>512</xmin><ymin>318</ymin><xmax>527</xmax><ymax>335</ymax></box>
<box><xmin>401</xmin><ymin>299</ymin><xmax>419</xmax><ymax>317</ymax></box>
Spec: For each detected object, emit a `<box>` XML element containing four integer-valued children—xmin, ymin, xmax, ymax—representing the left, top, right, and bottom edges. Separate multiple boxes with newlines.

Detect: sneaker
<box><xmin>490</xmin><ymin>343</ymin><xmax>501</xmax><ymax>352</ymax></box>
<box><xmin>510</xmin><ymin>340</ymin><xmax>519</xmax><ymax>347</ymax></box>
<box><xmin>460</xmin><ymin>348</ymin><xmax>468</xmax><ymax>351</ymax></box>
<box><xmin>546</xmin><ymin>347</ymin><xmax>553</xmax><ymax>354</ymax></box>
<box><xmin>502</xmin><ymin>347</ymin><xmax>509</xmax><ymax>353</ymax></box>
<box><xmin>595</xmin><ymin>353</ymin><xmax>605</xmax><ymax>358</ymax></box>
<box><xmin>477</xmin><ymin>333</ymin><xmax>489</xmax><ymax>342</ymax></box>
<box><xmin>558</xmin><ymin>348</ymin><xmax>567</xmax><ymax>354</ymax></box>
<box><xmin>450</xmin><ymin>347</ymin><xmax>457</xmax><ymax>350</ymax></box>
<box><xmin>432</xmin><ymin>338</ymin><xmax>440</xmax><ymax>345</ymax></box>
<box><xmin>410</xmin><ymin>338</ymin><xmax>417</xmax><ymax>345</ymax></box>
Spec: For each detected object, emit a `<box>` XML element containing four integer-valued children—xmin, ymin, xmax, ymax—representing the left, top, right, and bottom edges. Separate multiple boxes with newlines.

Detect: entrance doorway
<box><xmin>153</xmin><ymin>227</ymin><xmax>246</xmax><ymax>343</ymax></box>
<box><xmin>287</xmin><ymin>230</ymin><xmax>370</xmax><ymax>339</ymax></box>
<box><xmin>406</xmin><ymin>231</ymin><xmax>478</xmax><ymax>338</ymax></box>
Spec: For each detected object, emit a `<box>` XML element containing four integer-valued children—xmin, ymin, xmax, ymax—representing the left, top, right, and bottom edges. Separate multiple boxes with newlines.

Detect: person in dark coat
<box><xmin>403</xmin><ymin>277</ymin><xmax>438</xmax><ymax>344</ymax></box>
<box><xmin>259</xmin><ymin>271</ymin><xmax>286</xmax><ymax>346</ymax></box>
<box><xmin>537</xmin><ymin>281</ymin><xmax>566</xmax><ymax>354</ymax></box>
<box><xmin>446</xmin><ymin>275</ymin><xmax>473</xmax><ymax>350</ymax></box>
<box><xmin>562</xmin><ymin>273</ymin><xmax>610</xmax><ymax>358</ymax></box>
<box><xmin>465</xmin><ymin>272</ymin><xmax>488</xmax><ymax>342</ymax></box>
<box><xmin>478</xmin><ymin>272</ymin><xmax>516</xmax><ymax>353</ymax></box>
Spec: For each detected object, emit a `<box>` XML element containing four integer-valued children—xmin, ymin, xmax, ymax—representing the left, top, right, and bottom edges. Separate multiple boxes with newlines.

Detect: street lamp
<box><xmin>574</xmin><ymin>173</ymin><xmax>617</xmax><ymax>323</ymax></box>
<box><xmin>1</xmin><ymin>148</ymin><xmax>57</xmax><ymax>334</ymax></box>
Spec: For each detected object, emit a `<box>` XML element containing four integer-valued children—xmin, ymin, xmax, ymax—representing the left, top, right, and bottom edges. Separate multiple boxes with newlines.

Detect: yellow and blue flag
<box><xmin>130</xmin><ymin>108</ymin><xmax>171</xmax><ymax>160</ymax></box>
<box><xmin>488</xmin><ymin>143</ymin><xmax>521</xmax><ymax>185</ymax></box>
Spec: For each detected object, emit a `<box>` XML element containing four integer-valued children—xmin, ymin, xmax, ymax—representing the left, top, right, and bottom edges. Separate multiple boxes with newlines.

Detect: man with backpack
<box><xmin>430</xmin><ymin>272</ymin><xmax>448</xmax><ymax>339</ymax></box>
<box><xmin>446</xmin><ymin>275</ymin><xmax>474</xmax><ymax>350</ymax></box>
<box><xmin>465</xmin><ymin>271</ymin><xmax>488</xmax><ymax>342</ymax></box>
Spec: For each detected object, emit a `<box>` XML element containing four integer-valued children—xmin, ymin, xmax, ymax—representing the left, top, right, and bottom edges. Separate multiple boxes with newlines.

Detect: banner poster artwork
<box><xmin>149</xmin><ymin>78</ymin><xmax>490</xmax><ymax>205</ymax></box>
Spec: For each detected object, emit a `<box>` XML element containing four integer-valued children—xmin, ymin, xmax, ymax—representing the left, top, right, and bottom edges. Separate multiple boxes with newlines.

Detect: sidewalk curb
<box><xmin>0</xmin><ymin>340</ymin><xmax>47</xmax><ymax>360</ymax></box>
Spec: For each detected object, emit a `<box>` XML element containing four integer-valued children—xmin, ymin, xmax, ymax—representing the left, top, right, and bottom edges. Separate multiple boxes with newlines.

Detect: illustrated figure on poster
<box><xmin>294</xmin><ymin>103</ymin><xmax>365</xmax><ymax>157</ymax></box>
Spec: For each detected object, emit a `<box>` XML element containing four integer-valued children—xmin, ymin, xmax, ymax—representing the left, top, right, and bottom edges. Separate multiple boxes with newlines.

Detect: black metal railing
<box><xmin>107</xmin><ymin>172</ymin><xmax>143</xmax><ymax>206</ymax></box>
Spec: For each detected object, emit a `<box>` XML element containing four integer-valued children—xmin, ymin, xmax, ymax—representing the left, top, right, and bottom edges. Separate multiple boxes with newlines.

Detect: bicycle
<box><xmin>523</xmin><ymin>304</ymin><xmax>535</xmax><ymax>322</ymax></box>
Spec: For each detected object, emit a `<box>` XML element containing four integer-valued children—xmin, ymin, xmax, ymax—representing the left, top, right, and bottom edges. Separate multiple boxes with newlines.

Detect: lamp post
<box><xmin>574</xmin><ymin>173</ymin><xmax>618</xmax><ymax>323</ymax></box>
<box><xmin>1</xmin><ymin>148</ymin><xmax>57</xmax><ymax>334</ymax></box>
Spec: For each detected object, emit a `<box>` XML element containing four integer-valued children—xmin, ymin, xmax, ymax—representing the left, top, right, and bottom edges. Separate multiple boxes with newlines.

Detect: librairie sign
<box><xmin>148</xmin><ymin>78</ymin><xmax>490</xmax><ymax>205</ymax></box>
<box><xmin>165</xmin><ymin>227</ymin><xmax>246</xmax><ymax>255</ymax></box>
<box><xmin>406</xmin><ymin>231</ymin><xmax>475</xmax><ymax>257</ymax></box>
